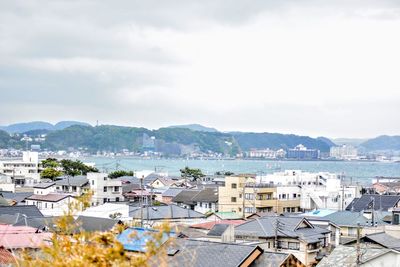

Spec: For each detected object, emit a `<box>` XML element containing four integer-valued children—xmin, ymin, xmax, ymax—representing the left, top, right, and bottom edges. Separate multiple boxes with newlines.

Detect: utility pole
<box><xmin>371</xmin><ymin>197</ymin><xmax>375</xmax><ymax>227</ymax></box>
<box><xmin>140</xmin><ymin>175</ymin><xmax>144</xmax><ymax>228</ymax></box>
<box><xmin>242</xmin><ymin>179</ymin><xmax>246</xmax><ymax>220</ymax></box>
<box><xmin>274</xmin><ymin>219</ymin><xmax>280</xmax><ymax>252</ymax></box>
<box><xmin>356</xmin><ymin>223</ymin><xmax>361</xmax><ymax>266</ymax></box>
<box><xmin>341</xmin><ymin>173</ymin><xmax>345</xmax><ymax>211</ymax></box>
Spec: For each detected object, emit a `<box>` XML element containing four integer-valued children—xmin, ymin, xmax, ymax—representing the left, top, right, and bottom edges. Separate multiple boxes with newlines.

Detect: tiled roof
<box><xmin>346</xmin><ymin>194</ymin><xmax>400</xmax><ymax>212</ymax></box>
<box><xmin>0</xmin><ymin>248</ymin><xmax>15</xmax><ymax>265</ymax></box>
<box><xmin>172</xmin><ymin>189</ymin><xmax>201</xmax><ymax>204</ymax></box>
<box><xmin>362</xmin><ymin>232</ymin><xmax>400</xmax><ymax>251</ymax></box>
<box><xmin>190</xmin><ymin>219</ymin><xmax>246</xmax><ymax>230</ymax></box>
<box><xmin>322</xmin><ymin>210</ymin><xmax>388</xmax><ymax>227</ymax></box>
<box><xmin>149</xmin><ymin>239</ymin><xmax>263</xmax><ymax>267</ymax></box>
<box><xmin>207</xmin><ymin>224</ymin><xmax>230</xmax><ymax>237</ymax></box>
<box><xmin>75</xmin><ymin>216</ymin><xmax>120</xmax><ymax>233</ymax></box>
<box><xmin>235</xmin><ymin>216</ymin><xmax>330</xmax><ymax>243</ymax></box>
<box><xmin>317</xmin><ymin>245</ymin><xmax>394</xmax><ymax>267</ymax></box>
<box><xmin>26</xmin><ymin>193</ymin><xmax>72</xmax><ymax>202</ymax></box>
<box><xmin>253</xmin><ymin>252</ymin><xmax>291</xmax><ymax>267</ymax></box>
<box><xmin>0</xmin><ymin>192</ymin><xmax>34</xmax><ymax>203</ymax></box>
<box><xmin>56</xmin><ymin>176</ymin><xmax>89</xmax><ymax>187</ymax></box>
<box><xmin>0</xmin><ymin>205</ymin><xmax>43</xmax><ymax>217</ymax></box>
<box><xmin>162</xmin><ymin>188</ymin><xmax>184</xmax><ymax>197</ymax></box>
<box><xmin>129</xmin><ymin>205</ymin><xmax>205</xmax><ymax>220</ymax></box>
<box><xmin>33</xmin><ymin>182</ymin><xmax>56</xmax><ymax>189</ymax></box>
<box><xmin>191</xmin><ymin>188</ymin><xmax>218</xmax><ymax>203</ymax></box>
<box><xmin>0</xmin><ymin>225</ymin><xmax>52</xmax><ymax>249</ymax></box>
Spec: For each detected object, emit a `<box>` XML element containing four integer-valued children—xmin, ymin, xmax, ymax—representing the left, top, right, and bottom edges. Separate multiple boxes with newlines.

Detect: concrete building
<box><xmin>0</xmin><ymin>151</ymin><xmax>40</xmax><ymax>186</ymax></box>
<box><xmin>218</xmin><ymin>174</ymin><xmax>301</xmax><ymax>216</ymax></box>
<box><xmin>287</xmin><ymin>144</ymin><xmax>319</xmax><ymax>160</ymax></box>
<box><xmin>248</xmin><ymin>148</ymin><xmax>286</xmax><ymax>159</ymax></box>
<box><xmin>88</xmin><ymin>173</ymin><xmax>123</xmax><ymax>205</ymax></box>
<box><xmin>259</xmin><ymin>170</ymin><xmax>360</xmax><ymax>211</ymax></box>
<box><xmin>330</xmin><ymin>145</ymin><xmax>358</xmax><ymax>160</ymax></box>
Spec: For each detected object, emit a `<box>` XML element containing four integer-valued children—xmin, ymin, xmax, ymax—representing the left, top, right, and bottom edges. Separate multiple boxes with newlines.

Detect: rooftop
<box><xmin>26</xmin><ymin>193</ymin><xmax>72</xmax><ymax>202</ymax></box>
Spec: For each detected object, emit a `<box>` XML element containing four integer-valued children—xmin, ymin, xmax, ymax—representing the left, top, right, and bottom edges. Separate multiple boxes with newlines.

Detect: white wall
<box><xmin>88</xmin><ymin>173</ymin><xmax>123</xmax><ymax>205</ymax></box>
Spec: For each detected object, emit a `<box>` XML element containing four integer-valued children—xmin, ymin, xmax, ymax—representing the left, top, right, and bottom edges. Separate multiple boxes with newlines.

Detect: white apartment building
<box><xmin>330</xmin><ymin>145</ymin><xmax>358</xmax><ymax>160</ymax></box>
<box><xmin>248</xmin><ymin>149</ymin><xmax>286</xmax><ymax>159</ymax></box>
<box><xmin>0</xmin><ymin>174</ymin><xmax>15</xmax><ymax>192</ymax></box>
<box><xmin>258</xmin><ymin>170</ymin><xmax>361</xmax><ymax>211</ymax></box>
<box><xmin>87</xmin><ymin>173</ymin><xmax>123</xmax><ymax>206</ymax></box>
<box><xmin>0</xmin><ymin>151</ymin><xmax>41</xmax><ymax>186</ymax></box>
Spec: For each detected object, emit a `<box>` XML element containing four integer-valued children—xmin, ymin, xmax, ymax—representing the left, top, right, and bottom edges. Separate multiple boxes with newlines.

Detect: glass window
<box><xmin>231</xmin><ymin>197</ymin><xmax>237</xmax><ymax>203</ymax></box>
<box><xmin>231</xmin><ymin>183</ymin><xmax>237</xmax><ymax>189</ymax></box>
<box><xmin>103</xmin><ymin>187</ymin><xmax>107</xmax><ymax>192</ymax></box>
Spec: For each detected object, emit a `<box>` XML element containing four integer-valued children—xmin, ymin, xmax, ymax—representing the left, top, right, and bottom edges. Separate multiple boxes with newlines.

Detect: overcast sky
<box><xmin>1</xmin><ymin>1</ymin><xmax>399</xmax><ymax>138</ymax></box>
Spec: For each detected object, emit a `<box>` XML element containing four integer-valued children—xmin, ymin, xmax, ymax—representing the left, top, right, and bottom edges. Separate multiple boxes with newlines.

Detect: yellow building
<box><xmin>219</xmin><ymin>174</ymin><xmax>301</xmax><ymax>217</ymax></box>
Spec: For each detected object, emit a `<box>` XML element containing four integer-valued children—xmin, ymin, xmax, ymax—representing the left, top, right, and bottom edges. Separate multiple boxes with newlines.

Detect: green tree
<box><xmin>180</xmin><ymin>167</ymin><xmax>205</xmax><ymax>182</ymax></box>
<box><xmin>60</xmin><ymin>159</ymin><xmax>99</xmax><ymax>176</ymax></box>
<box><xmin>41</xmin><ymin>158</ymin><xmax>60</xmax><ymax>168</ymax></box>
<box><xmin>41</xmin><ymin>168</ymin><xmax>63</xmax><ymax>180</ymax></box>
<box><xmin>108</xmin><ymin>170</ymin><xmax>134</xmax><ymax>179</ymax></box>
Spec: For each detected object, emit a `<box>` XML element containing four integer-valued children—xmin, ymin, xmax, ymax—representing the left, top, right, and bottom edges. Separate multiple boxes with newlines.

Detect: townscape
<box><xmin>0</xmin><ymin>151</ymin><xmax>400</xmax><ymax>266</ymax></box>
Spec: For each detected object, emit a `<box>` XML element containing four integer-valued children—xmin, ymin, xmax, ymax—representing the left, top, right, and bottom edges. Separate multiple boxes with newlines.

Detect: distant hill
<box><xmin>232</xmin><ymin>132</ymin><xmax>333</xmax><ymax>152</ymax></box>
<box><xmin>360</xmin><ymin>135</ymin><xmax>400</xmax><ymax>151</ymax></box>
<box><xmin>333</xmin><ymin>138</ymin><xmax>368</xmax><ymax>147</ymax></box>
<box><xmin>167</xmin><ymin>124</ymin><xmax>218</xmax><ymax>133</ymax></box>
<box><xmin>0</xmin><ymin>121</ymin><xmax>91</xmax><ymax>133</ymax></box>
<box><xmin>317</xmin><ymin>137</ymin><xmax>337</xmax><ymax>147</ymax></box>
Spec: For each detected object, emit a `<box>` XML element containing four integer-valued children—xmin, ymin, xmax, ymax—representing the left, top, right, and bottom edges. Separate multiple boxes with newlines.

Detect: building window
<box><xmin>116</xmin><ymin>197</ymin><xmax>119</xmax><ymax>202</ymax></box>
<box><xmin>114</xmin><ymin>186</ymin><xmax>119</xmax><ymax>192</ymax></box>
<box><xmin>51</xmin><ymin>203</ymin><xmax>54</xmax><ymax>209</ymax></box>
<box><xmin>205</xmin><ymin>203</ymin><xmax>208</xmax><ymax>208</ymax></box>
<box><xmin>91</xmin><ymin>180</ymin><xmax>94</xmax><ymax>185</ymax></box>
<box><xmin>245</xmin><ymin>193</ymin><xmax>254</xmax><ymax>200</ymax></box>
<box><xmin>45</xmin><ymin>203</ymin><xmax>47</xmax><ymax>208</ymax></box>
<box><xmin>72</xmin><ymin>186</ymin><xmax>77</xmax><ymax>192</ymax></box>
<box><xmin>103</xmin><ymin>198</ymin><xmax>107</xmax><ymax>203</ymax></box>
<box><xmin>209</xmin><ymin>202</ymin><xmax>212</xmax><ymax>208</ymax></box>
<box><xmin>103</xmin><ymin>187</ymin><xmax>107</xmax><ymax>192</ymax></box>
<box><xmin>231</xmin><ymin>197</ymin><xmax>237</xmax><ymax>203</ymax></box>
<box><xmin>199</xmin><ymin>202</ymin><xmax>202</xmax><ymax>207</ymax></box>
<box><xmin>277</xmin><ymin>241</ymin><xmax>288</xmax><ymax>249</ymax></box>
<box><xmin>288</xmin><ymin>242</ymin><xmax>300</xmax><ymax>250</ymax></box>
<box><xmin>231</xmin><ymin>183</ymin><xmax>237</xmax><ymax>189</ymax></box>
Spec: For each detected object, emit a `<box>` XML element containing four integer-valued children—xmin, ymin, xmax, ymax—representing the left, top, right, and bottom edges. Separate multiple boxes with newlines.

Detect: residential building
<box><xmin>330</xmin><ymin>145</ymin><xmax>358</xmax><ymax>160</ymax></box>
<box><xmin>25</xmin><ymin>193</ymin><xmax>75</xmax><ymax>210</ymax></box>
<box><xmin>258</xmin><ymin>170</ymin><xmax>360</xmax><ymax>211</ymax></box>
<box><xmin>344</xmin><ymin>232</ymin><xmax>400</xmax><ymax>251</ymax></box>
<box><xmin>172</xmin><ymin>189</ymin><xmax>201</xmax><ymax>210</ymax></box>
<box><xmin>161</xmin><ymin>188</ymin><xmax>183</xmax><ymax>204</ymax></box>
<box><xmin>287</xmin><ymin>144</ymin><xmax>319</xmax><ymax>160</ymax></box>
<box><xmin>0</xmin><ymin>174</ymin><xmax>15</xmax><ymax>192</ymax></box>
<box><xmin>55</xmin><ymin>175</ymin><xmax>89</xmax><ymax>196</ymax></box>
<box><xmin>0</xmin><ymin>151</ymin><xmax>40</xmax><ymax>186</ymax></box>
<box><xmin>218</xmin><ymin>174</ymin><xmax>301</xmax><ymax>216</ymax></box>
<box><xmin>0</xmin><ymin>225</ymin><xmax>52</xmax><ymax>251</ymax></box>
<box><xmin>235</xmin><ymin>216</ymin><xmax>331</xmax><ymax>266</ymax></box>
<box><xmin>33</xmin><ymin>182</ymin><xmax>56</xmax><ymax>195</ymax></box>
<box><xmin>192</xmin><ymin>187</ymin><xmax>218</xmax><ymax>214</ymax></box>
<box><xmin>88</xmin><ymin>173</ymin><xmax>123</xmax><ymax>205</ymax></box>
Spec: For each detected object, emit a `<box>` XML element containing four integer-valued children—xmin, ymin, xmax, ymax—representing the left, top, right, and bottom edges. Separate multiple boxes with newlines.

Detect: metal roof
<box><xmin>346</xmin><ymin>194</ymin><xmax>400</xmax><ymax>212</ymax></box>
<box><xmin>129</xmin><ymin>204</ymin><xmax>205</xmax><ymax>220</ymax></box>
<box><xmin>0</xmin><ymin>205</ymin><xmax>43</xmax><ymax>217</ymax></box>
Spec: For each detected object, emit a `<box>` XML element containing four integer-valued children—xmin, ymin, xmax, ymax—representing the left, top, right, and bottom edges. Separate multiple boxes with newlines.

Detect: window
<box><xmin>51</xmin><ymin>203</ymin><xmax>54</xmax><ymax>209</ymax></box>
<box><xmin>45</xmin><ymin>203</ymin><xmax>47</xmax><ymax>208</ymax></box>
<box><xmin>116</xmin><ymin>197</ymin><xmax>120</xmax><ymax>202</ymax></box>
<box><xmin>103</xmin><ymin>187</ymin><xmax>107</xmax><ymax>192</ymax></box>
<box><xmin>205</xmin><ymin>203</ymin><xmax>208</xmax><ymax>208</ymax></box>
<box><xmin>72</xmin><ymin>186</ymin><xmax>77</xmax><ymax>192</ymax></box>
<box><xmin>209</xmin><ymin>202</ymin><xmax>212</xmax><ymax>208</ymax></box>
<box><xmin>114</xmin><ymin>186</ymin><xmax>119</xmax><ymax>192</ymax></box>
<box><xmin>103</xmin><ymin>198</ymin><xmax>108</xmax><ymax>203</ymax></box>
<box><xmin>91</xmin><ymin>180</ymin><xmax>94</xmax><ymax>185</ymax></box>
<box><xmin>288</xmin><ymin>242</ymin><xmax>300</xmax><ymax>250</ymax></box>
<box><xmin>231</xmin><ymin>197</ymin><xmax>237</xmax><ymax>203</ymax></box>
<box><xmin>231</xmin><ymin>183</ymin><xmax>237</xmax><ymax>189</ymax></box>
<box><xmin>293</xmin><ymin>193</ymin><xmax>297</xmax><ymax>198</ymax></box>
<box><xmin>277</xmin><ymin>241</ymin><xmax>288</xmax><ymax>249</ymax></box>
<box><xmin>245</xmin><ymin>193</ymin><xmax>254</xmax><ymax>200</ymax></box>
<box><xmin>199</xmin><ymin>202</ymin><xmax>202</xmax><ymax>207</ymax></box>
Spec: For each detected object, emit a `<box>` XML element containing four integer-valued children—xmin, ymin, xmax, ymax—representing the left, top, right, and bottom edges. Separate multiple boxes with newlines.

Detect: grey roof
<box><xmin>362</xmin><ymin>232</ymin><xmax>400</xmax><ymax>251</ymax></box>
<box><xmin>191</xmin><ymin>188</ymin><xmax>218</xmax><ymax>203</ymax></box>
<box><xmin>317</xmin><ymin>245</ymin><xmax>395</xmax><ymax>267</ymax></box>
<box><xmin>0</xmin><ymin>205</ymin><xmax>43</xmax><ymax>217</ymax></box>
<box><xmin>75</xmin><ymin>216</ymin><xmax>120</xmax><ymax>233</ymax></box>
<box><xmin>33</xmin><ymin>182</ymin><xmax>55</xmax><ymax>189</ymax></box>
<box><xmin>252</xmin><ymin>252</ymin><xmax>290</xmax><ymax>267</ymax></box>
<box><xmin>346</xmin><ymin>194</ymin><xmax>400</xmax><ymax>212</ymax></box>
<box><xmin>162</xmin><ymin>188</ymin><xmax>184</xmax><ymax>198</ymax></box>
<box><xmin>150</xmin><ymin>239</ymin><xmax>263</xmax><ymax>267</ymax></box>
<box><xmin>322</xmin><ymin>210</ymin><xmax>388</xmax><ymax>227</ymax></box>
<box><xmin>207</xmin><ymin>224</ymin><xmax>229</xmax><ymax>237</ymax></box>
<box><xmin>56</xmin><ymin>176</ymin><xmax>89</xmax><ymax>187</ymax></box>
<box><xmin>0</xmin><ymin>192</ymin><xmax>34</xmax><ymax>203</ymax></box>
<box><xmin>122</xmin><ymin>183</ymin><xmax>141</xmax><ymax>193</ymax></box>
<box><xmin>129</xmin><ymin>204</ymin><xmax>205</xmax><ymax>220</ymax></box>
<box><xmin>172</xmin><ymin>189</ymin><xmax>201</xmax><ymax>204</ymax></box>
<box><xmin>235</xmin><ymin>216</ymin><xmax>330</xmax><ymax>243</ymax></box>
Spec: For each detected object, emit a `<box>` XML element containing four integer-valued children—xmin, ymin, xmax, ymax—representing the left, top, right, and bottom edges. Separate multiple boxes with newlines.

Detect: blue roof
<box><xmin>302</xmin><ymin>209</ymin><xmax>337</xmax><ymax>217</ymax></box>
<box><xmin>117</xmin><ymin>227</ymin><xmax>174</xmax><ymax>252</ymax></box>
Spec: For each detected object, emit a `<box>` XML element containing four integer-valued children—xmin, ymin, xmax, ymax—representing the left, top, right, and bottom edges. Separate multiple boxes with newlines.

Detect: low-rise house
<box><xmin>0</xmin><ymin>225</ymin><xmax>52</xmax><ymax>251</ymax></box>
<box><xmin>192</xmin><ymin>187</ymin><xmax>218</xmax><ymax>214</ymax></box>
<box><xmin>123</xmin><ymin>189</ymin><xmax>155</xmax><ymax>205</ymax></box>
<box><xmin>317</xmin><ymin>245</ymin><xmax>400</xmax><ymax>267</ymax></box>
<box><xmin>25</xmin><ymin>193</ymin><xmax>75</xmax><ymax>210</ymax></box>
<box><xmin>78</xmin><ymin>203</ymin><xmax>131</xmax><ymax>221</ymax></box>
<box><xmin>235</xmin><ymin>216</ymin><xmax>331</xmax><ymax>266</ymax></box>
<box><xmin>0</xmin><ymin>205</ymin><xmax>43</xmax><ymax>218</ymax></box>
<box><xmin>172</xmin><ymin>189</ymin><xmax>201</xmax><ymax>210</ymax></box>
<box><xmin>88</xmin><ymin>173</ymin><xmax>123</xmax><ymax>205</ymax></box>
<box><xmin>149</xmin><ymin>177</ymin><xmax>176</xmax><ymax>188</ymax></box>
<box><xmin>0</xmin><ymin>191</ymin><xmax>34</xmax><ymax>205</ymax></box>
<box><xmin>162</xmin><ymin>188</ymin><xmax>183</xmax><ymax>204</ymax></box>
<box><xmin>0</xmin><ymin>174</ymin><xmax>15</xmax><ymax>192</ymax></box>
<box><xmin>33</xmin><ymin>182</ymin><xmax>56</xmax><ymax>195</ymax></box>
<box><xmin>74</xmin><ymin>216</ymin><xmax>122</xmax><ymax>233</ymax></box>
<box><xmin>55</xmin><ymin>175</ymin><xmax>89</xmax><ymax>196</ymax></box>
<box><xmin>344</xmin><ymin>232</ymin><xmax>400</xmax><ymax>251</ymax></box>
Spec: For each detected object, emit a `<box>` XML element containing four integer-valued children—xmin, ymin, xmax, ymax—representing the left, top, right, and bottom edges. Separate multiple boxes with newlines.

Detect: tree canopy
<box><xmin>180</xmin><ymin>167</ymin><xmax>205</xmax><ymax>181</ymax></box>
<box><xmin>108</xmin><ymin>170</ymin><xmax>134</xmax><ymax>179</ymax></box>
